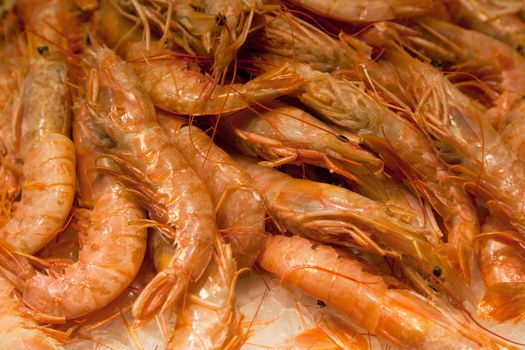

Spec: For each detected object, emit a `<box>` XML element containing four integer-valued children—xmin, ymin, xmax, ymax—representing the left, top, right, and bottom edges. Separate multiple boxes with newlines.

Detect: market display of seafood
<box><xmin>1</xmin><ymin>0</ymin><xmax>525</xmax><ymax>349</ymax></box>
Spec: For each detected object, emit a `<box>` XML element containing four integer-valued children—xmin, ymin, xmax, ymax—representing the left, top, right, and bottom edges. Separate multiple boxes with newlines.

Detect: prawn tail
<box><xmin>131</xmin><ymin>269</ymin><xmax>189</xmax><ymax>325</ymax></box>
<box><xmin>0</xmin><ymin>239</ymin><xmax>34</xmax><ymax>291</ymax></box>
<box><xmin>478</xmin><ymin>282</ymin><xmax>525</xmax><ymax>323</ymax></box>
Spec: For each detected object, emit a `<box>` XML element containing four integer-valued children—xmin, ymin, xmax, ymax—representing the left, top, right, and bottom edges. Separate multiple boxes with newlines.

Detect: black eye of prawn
<box><xmin>37</xmin><ymin>46</ymin><xmax>49</xmax><ymax>55</ymax></box>
<box><xmin>430</xmin><ymin>59</ymin><xmax>442</xmax><ymax>69</ymax></box>
<box><xmin>432</xmin><ymin>266</ymin><xmax>442</xmax><ymax>278</ymax></box>
<box><xmin>216</xmin><ymin>13</ymin><xmax>226</xmax><ymax>26</ymax></box>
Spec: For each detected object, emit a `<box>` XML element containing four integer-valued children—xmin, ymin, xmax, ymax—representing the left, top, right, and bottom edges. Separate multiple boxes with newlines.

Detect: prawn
<box><xmin>259</xmin><ymin>235</ymin><xmax>508</xmax><ymax>349</ymax></box>
<box><xmin>96</xmin><ymin>1</ymin><xmax>304</xmax><ymax>116</ymax></box>
<box><xmin>404</xmin><ymin>17</ymin><xmax>525</xmax><ymax>128</ymax></box>
<box><xmin>158</xmin><ymin>113</ymin><xmax>266</xmax><ymax>269</ymax></box>
<box><xmin>221</xmin><ymin>100</ymin><xmax>383</xmax><ymax>176</ymax></box>
<box><xmin>0</xmin><ymin>51</ymin><xmax>75</xmax><ymax>255</ymax></box>
<box><xmin>0</xmin><ymin>101</ymin><xmax>147</xmax><ymax>321</ymax></box>
<box><xmin>236</xmin><ymin>157</ymin><xmax>472</xmax><ymax>303</ymax></box>
<box><xmin>0</xmin><ymin>274</ymin><xmax>63</xmax><ymax>350</ymax></box>
<box><xmin>5</xmin><ymin>102</ymin><xmax>146</xmax><ymax>319</ymax></box>
<box><xmin>85</xmin><ymin>45</ymin><xmax>217</xmax><ymax>323</ymax></box>
<box><xmin>286</xmin><ymin>0</ymin><xmax>433</xmax><ymax>23</ymax></box>
<box><xmin>222</xmin><ymin>101</ymin><xmax>441</xmax><ymax>241</ymax></box>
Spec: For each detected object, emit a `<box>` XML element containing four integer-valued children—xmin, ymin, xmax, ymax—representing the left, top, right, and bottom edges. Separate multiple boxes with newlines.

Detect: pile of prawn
<box><xmin>2</xmin><ymin>0</ymin><xmax>525</xmax><ymax>349</ymax></box>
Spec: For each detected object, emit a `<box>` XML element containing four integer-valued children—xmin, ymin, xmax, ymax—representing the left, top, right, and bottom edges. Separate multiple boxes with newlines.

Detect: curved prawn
<box><xmin>0</xmin><ymin>102</ymin><xmax>147</xmax><ymax>321</ymax></box>
<box><xmin>237</xmin><ymin>157</ymin><xmax>472</xmax><ymax>303</ymax></box>
<box><xmin>96</xmin><ymin>1</ymin><xmax>303</xmax><ymax>116</ymax></box>
<box><xmin>0</xmin><ymin>274</ymin><xmax>63</xmax><ymax>350</ymax></box>
<box><xmin>221</xmin><ymin>100</ymin><xmax>383</xmax><ymax>176</ymax></box>
<box><xmin>85</xmin><ymin>46</ymin><xmax>217</xmax><ymax>323</ymax></box>
<box><xmin>158</xmin><ymin>114</ymin><xmax>266</xmax><ymax>269</ymax></box>
<box><xmin>0</xmin><ymin>52</ymin><xmax>75</xmax><ymax>254</ymax></box>
<box><xmin>259</xmin><ymin>235</ymin><xmax>508</xmax><ymax>349</ymax></box>
<box><xmin>287</xmin><ymin>0</ymin><xmax>433</xmax><ymax>23</ymax></box>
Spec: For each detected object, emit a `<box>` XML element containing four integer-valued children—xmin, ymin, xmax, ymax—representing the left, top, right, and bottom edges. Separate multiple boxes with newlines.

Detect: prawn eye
<box><xmin>432</xmin><ymin>266</ymin><xmax>442</xmax><ymax>278</ymax></box>
<box><xmin>337</xmin><ymin>134</ymin><xmax>349</xmax><ymax>143</ymax></box>
<box><xmin>430</xmin><ymin>59</ymin><xmax>442</xmax><ymax>69</ymax></box>
<box><xmin>517</xmin><ymin>45</ymin><xmax>524</xmax><ymax>54</ymax></box>
<box><xmin>317</xmin><ymin>300</ymin><xmax>326</xmax><ymax>307</ymax></box>
<box><xmin>216</xmin><ymin>13</ymin><xmax>226</xmax><ymax>26</ymax></box>
<box><xmin>37</xmin><ymin>46</ymin><xmax>49</xmax><ymax>55</ymax></box>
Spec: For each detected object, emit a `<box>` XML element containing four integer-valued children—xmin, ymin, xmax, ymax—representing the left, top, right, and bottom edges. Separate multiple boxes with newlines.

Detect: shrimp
<box><xmin>0</xmin><ymin>274</ymin><xmax>63</xmax><ymax>350</ymax></box>
<box><xmin>259</xmin><ymin>235</ymin><xmax>508</xmax><ymax>349</ymax></box>
<box><xmin>96</xmin><ymin>1</ymin><xmax>304</xmax><ymax>116</ymax></box>
<box><xmin>158</xmin><ymin>114</ymin><xmax>266</xmax><ymax>269</ymax></box>
<box><xmin>237</xmin><ymin>157</ymin><xmax>472</xmax><ymax>303</ymax></box>
<box><xmin>222</xmin><ymin>101</ymin><xmax>441</xmax><ymax>241</ymax></box>
<box><xmin>287</xmin><ymin>0</ymin><xmax>433</xmax><ymax>23</ymax></box>
<box><xmin>445</xmin><ymin>0</ymin><xmax>525</xmax><ymax>55</ymax></box>
<box><xmin>221</xmin><ymin>100</ymin><xmax>383</xmax><ymax>175</ymax></box>
<box><xmin>126</xmin><ymin>42</ymin><xmax>303</xmax><ymax>116</ymax></box>
<box><xmin>0</xmin><ymin>51</ymin><xmax>75</xmax><ymax>254</ymax></box>
<box><xmin>85</xmin><ymin>46</ymin><xmax>217</xmax><ymax>323</ymax></box>
<box><xmin>0</xmin><ymin>101</ymin><xmax>147</xmax><ymax>321</ymax></box>
<box><xmin>164</xmin><ymin>235</ymin><xmax>243</xmax><ymax>350</ymax></box>
<box><xmin>404</xmin><ymin>17</ymin><xmax>525</xmax><ymax>128</ymax></box>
